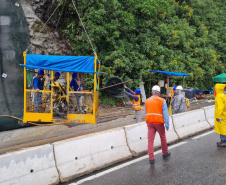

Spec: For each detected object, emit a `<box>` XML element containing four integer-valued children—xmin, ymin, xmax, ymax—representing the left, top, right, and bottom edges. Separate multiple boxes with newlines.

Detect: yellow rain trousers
<box><xmin>215</xmin><ymin>84</ymin><xmax>226</xmax><ymax>135</ymax></box>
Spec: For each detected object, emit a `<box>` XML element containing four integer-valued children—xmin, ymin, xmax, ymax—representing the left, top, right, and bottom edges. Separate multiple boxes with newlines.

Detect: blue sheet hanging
<box><xmin>150</xmin><ymin>70</ymin><xmax>190</xmax><ymax>77</ymax></box>
<box><xmin>21</xmin><ymin>54</ymin><xmax>101</xmax><ymax>74</ymax></box>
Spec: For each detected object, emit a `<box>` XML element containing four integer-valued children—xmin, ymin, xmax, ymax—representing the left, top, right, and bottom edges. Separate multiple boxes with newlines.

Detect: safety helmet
<box><xmin>176</xmin><ymin>86</ymin><xmax>183</xmax><ymax>90</ymax></box>
<box><xmin>135</xmin><ymin>88</ymin><xmax>141</xmax><ymax>94</ymax></box>
<box><xmin>38</xmin><ymin>70</ymin><xmax>44</xmax><ymax>75</ymax></box>
<box><xmin>72</xmin><ymin>72</ymin><xmax>77</xmax><ymax>78</ymax></box>
<box><xmin>173</xmin><ymin>86</ymin><xmax>177</xmax><ymax>91</ymax></box>
<box><xmin>152</xmin><ymin>85</ymin><xmax>160</xmax><ymax>92</ymax></box>
<box><xmin>55</xmin><ymin>72</ymin><xmax>60</xmax><ymax>76</ymax></box>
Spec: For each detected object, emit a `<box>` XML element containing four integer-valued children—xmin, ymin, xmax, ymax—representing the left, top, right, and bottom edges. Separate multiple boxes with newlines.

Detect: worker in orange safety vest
<box><xmin>125</xmin><ymin>86</ymin><xmax>142</xmax><ymax>123</ymax></box>
<box><xmin>145</xmin><ymin>85</ymin><xmax>171</xmax><ymax>164</ymax></box>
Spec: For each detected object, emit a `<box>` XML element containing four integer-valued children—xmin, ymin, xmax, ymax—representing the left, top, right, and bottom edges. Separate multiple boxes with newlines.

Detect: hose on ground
<box><xmin>0</xmin><ymin>115</ymin><xmax>68</xmax><ymax>126</ymax></box>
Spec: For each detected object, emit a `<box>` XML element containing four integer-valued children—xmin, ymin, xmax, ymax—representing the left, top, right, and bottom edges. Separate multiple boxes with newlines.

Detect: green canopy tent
<box><xmin>213</xmin><ymin>73</ymin><xmax>226</xmax><ymax>83</ymax></box>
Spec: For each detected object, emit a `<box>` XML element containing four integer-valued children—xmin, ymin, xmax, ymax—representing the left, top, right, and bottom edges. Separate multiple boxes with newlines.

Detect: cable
<box><xmin>26</xmin><ymin>121</ymin><xmax>69</xmax><ymax>126</ymax></box>
<box><xmin>55</xmin><ymin>0</ymin><xmax>67</xmax><ymax>31</ymax></box>
<box><xmin>0</xmin><ymin>115</ymin><xmax>23</xmax><ymax>121</ymax></box>
<box><xmin>25</xmin><ymin>0</ymin><xmax>64</xmax><ymax>52</ymax></box>
<box><xmin>0</xmin><ymin>115</ymin><xmax>68</xmax><ymax>126</ymax></box>
<box><xmin>71</xmin><ymin>0</ymin><xmax>96</xmax><ymax>55</ymax></box>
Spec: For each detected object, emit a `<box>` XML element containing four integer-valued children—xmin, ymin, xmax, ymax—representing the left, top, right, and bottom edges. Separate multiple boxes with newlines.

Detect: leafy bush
<box><xmin>99</xmin><ymin>92</ymin><xmax>124</xmax><ymax>106</ymax></box>
<box><xmin>53</xmin><ymin>0</ymin><xmax>225</xmax><ymax>90</ymax></box>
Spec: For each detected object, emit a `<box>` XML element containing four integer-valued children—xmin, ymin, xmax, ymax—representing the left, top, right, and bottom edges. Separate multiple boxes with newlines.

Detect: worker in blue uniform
<box><xmin>70</xmin><ymin>73</ymin><xmax>81</xmax><ymax>91</ymax></box>
<box><xmin>33</xmin><ymin>70</ymin><xmax>44</xmax><ymax>112</ymax></box>
<box><xmin>49</xmin><ymin>72</ymin><xmax>61</xmax><ymax>90</ymax></box>
<box><xmin>70</xmin><ymin>72</ymin><xmax>82</xmax><ymax>112</ymax></box>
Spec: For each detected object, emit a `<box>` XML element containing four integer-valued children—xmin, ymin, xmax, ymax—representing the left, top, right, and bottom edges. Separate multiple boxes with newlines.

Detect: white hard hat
<box><xmin>176</xmin><ymin>86</ymin><xmax>183</xmax><ymax>90</ymax></box>
<box><xmin>152</xmin><ymin>85</ymin><xmax>160</xmax><ymax>92</ymax></box>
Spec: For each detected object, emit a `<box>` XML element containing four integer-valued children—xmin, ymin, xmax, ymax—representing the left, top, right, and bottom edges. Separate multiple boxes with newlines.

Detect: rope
<box><xmin>71</xmin><ymin>0</ymin><xmax>96</xmax><ymax>55</ymax></box>
<box><xmin>25</xmin><ymin>0</ymin><xmax>64</xmax><ymax>52</ymax></box>
<box><xmin>55</xmin><ymin>0</ymin><xmax>67</xmax><ymax>31</ymax></box>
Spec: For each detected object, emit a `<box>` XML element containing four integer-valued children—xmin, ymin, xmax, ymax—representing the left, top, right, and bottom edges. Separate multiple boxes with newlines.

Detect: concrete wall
<box><xmin>0</xmin><ymin>0</ymin><xmax>30</xmax><ymax>131</ymax></box>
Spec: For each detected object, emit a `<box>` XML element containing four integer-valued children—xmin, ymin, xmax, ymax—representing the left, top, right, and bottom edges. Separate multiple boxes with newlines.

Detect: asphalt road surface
<box><xmin>63</xmin><ymin>130</ymin><xmax>226</xmax><ymax>185</ymax></box>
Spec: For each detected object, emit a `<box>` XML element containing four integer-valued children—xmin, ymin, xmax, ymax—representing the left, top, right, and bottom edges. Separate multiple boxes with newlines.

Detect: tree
<box><xmin>52</xmin><ymin>0</ymin><xmax>225</xmax><ymax>90</ymax></box>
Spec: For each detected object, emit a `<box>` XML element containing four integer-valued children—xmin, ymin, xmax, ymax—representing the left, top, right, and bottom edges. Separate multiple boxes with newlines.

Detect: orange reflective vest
<box><xmin>75</xmin><ymin>79</ymin><xmax>81</xmax><ymax>91</ymax></box>
<box><xmin>133</xmin><ymin>95</ymin><xmax>142</xmax><ymax>111</ymax></box>
<box><xmin>213</xmin><ymin>87</ymin><xmax>216</xmax><ymax>96</ymax></box>
<box><xmin>145</xmin><ymin>95</ymin><xmax>164</xmax><ymax>124</ymax></box>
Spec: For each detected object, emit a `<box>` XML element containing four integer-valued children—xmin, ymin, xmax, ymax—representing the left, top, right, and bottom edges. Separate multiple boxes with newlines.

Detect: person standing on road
<box><xmin>145</xmin><ymin>85</ymin><xmax>171</xmax><ymax>164</ymax></box>
<box><xmin>215</xmin><ymin>84</ymin><xmax>226</xmax><ymax>147</ymax></box>
<box><xmin>172</xmin><ymin>86</ymin><xmax>186</xmax><ymax>114</ymax></box>
<box><xmin>125</xmin><ymin>86</ymin><xmax>142</xmax><ymax>123</ymax></box>
<box><xmin>171</xmin><ymin>86</ymin><xmax>177</xmax><ymax>109</ymax></box>
<box><xmin>171</xmin><ymin>87</ymin><xmax>177</xmax><ymax>109</ymax></box>
<box><xmin>169</xmin><ymin>86</ymin><xmax>177</xmax><ymax>115</ymax></box>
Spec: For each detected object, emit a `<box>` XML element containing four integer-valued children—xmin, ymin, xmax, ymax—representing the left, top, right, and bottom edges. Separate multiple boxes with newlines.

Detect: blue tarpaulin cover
<box><xmin>150</xmin><ymin>70</ymin><xmax>190</xmax><ymax>77</ymax></box>
<box><xmin>21</xmin><ymin>54</ymin><xmax>101</xmax><ymax>73</ymax></box>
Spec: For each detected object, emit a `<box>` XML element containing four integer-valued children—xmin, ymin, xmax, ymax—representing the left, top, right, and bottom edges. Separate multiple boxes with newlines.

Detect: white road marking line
<box><xmin>192</xmin><ymin>130</ymin><xmax>214</xmax><ymax>140</ymax></box>
<box><xmin>69</xmin><ymin>141</ymin><xmax>187</xmax><ymax>185</ymax></box>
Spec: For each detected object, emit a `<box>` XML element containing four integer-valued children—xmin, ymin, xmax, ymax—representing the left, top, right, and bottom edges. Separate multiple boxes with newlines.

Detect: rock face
<box><xmin>29</xmin><ymin>0</ymin><xmax>57</xmax><ymax>22</ymax></box>
<box><xmin>21</xmin><ymin>0</ymin><xmax>73</xmax><ymax>55</ymax></box>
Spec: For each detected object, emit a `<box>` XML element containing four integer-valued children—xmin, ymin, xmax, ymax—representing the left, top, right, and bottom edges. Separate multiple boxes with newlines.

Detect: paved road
<box><xmin>64</xmin><ymin>130</ymin><xmax>226</xmax><ymax>185</ymax></box>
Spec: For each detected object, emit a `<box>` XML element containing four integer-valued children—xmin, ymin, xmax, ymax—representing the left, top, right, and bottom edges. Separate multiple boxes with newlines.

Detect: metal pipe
<box><xmin>98</xmin><ymin>80</ymin><xmax>133</xmax><ymax>91</ymax></box>
<box><xmin>98</xmin><ymin>113</ymin><xmax>134</xmax><ymax>119</ymax></box>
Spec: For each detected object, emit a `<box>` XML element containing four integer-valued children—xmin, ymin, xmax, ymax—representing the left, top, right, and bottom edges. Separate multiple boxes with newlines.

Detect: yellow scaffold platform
<box><xmin>21</xmin><ymin>51</ymin><xmax>101</xmax><ymax>125</ymax></box>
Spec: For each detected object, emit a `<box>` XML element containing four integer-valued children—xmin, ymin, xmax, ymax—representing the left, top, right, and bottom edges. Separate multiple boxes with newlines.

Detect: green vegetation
<box><xmin>55</xmin><ymin>0</ymin><xmax>225</xmax><ymax>90</ymax></box>
<box><xmin>99</xmin><ymin>92</ymin><xmax>124</xmax><ymax>106</ymax></box>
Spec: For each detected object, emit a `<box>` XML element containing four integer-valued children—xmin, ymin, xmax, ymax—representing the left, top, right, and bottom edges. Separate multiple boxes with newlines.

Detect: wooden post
<box><xmin>167</xmin><ymin>75</ymin><xmax>169</xmax><ymax>96</ymax></box>
<box><xmin>149</xmin><ymin>73</ymin><xmax>152</xmax><ymax>97</ymax></box>
<box><xmin>183</xmin><ymin>76</ymin><xmax>185</xmax><ymax>87</ymax></box>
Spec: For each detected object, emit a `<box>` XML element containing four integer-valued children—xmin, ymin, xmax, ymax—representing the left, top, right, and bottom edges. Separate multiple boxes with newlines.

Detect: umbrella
<box><xmin>213</xmin><ymin>73</ymin><xmax>226</xmax><ymax>83</ymax></box>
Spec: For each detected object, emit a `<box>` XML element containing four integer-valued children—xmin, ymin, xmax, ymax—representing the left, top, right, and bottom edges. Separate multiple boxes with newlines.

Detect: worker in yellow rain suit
<box><xmin>215</xmin><ymin>84</ymin><xmax>226</xmax><ymax>147</ymax></box>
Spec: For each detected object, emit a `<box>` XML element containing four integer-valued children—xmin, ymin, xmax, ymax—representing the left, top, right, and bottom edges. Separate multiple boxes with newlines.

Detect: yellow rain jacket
<box><xmin>215</xmin><ymin>84</ymin><xmax>226</xmax><ymax>135</ymax></box>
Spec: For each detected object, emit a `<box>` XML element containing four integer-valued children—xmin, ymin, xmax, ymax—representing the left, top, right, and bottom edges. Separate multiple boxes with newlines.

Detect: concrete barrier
<box><xmin>124</xmin><ymin>117</ymin><xmax>179</xmax><ymax>156</ymax></box>
<box><xmin>0</xmin><ymin>145</ymin><xmax>59</xmax><ymax>185</ymax></box>
<box><xmin>172</xmin><ymin>109</ymin><xmax>211</xmax><ymax>139</ymax></box>
<box><xmin>123</xmin><ymin>122</ymin><xmax>148</xmax><ymax>156</ymax></box>
<box><xmin>202</xmin><ymin>105</ymin><xmax>215</xmax><ymax>127</ymax></box>
<box><xmin>53</xmin><ymin>127</ymin><xmax>132</xmax><ymax>182</ymax></box>
<box><xmin>0</xmin><ymin>106</ymin><xmax>215</xmax><ymax>184</ymax></box>
<box><xmin>155</xmin><ymin>117</ymin><xmax>179</xmax><ymax>145</ymax></box>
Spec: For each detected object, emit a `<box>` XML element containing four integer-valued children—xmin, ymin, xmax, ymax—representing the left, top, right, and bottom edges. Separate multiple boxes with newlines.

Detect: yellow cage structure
<box><xmin>22</xmin><ymin>51</ymin><xmax>101</xmax><ymax>125</ymax></box>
